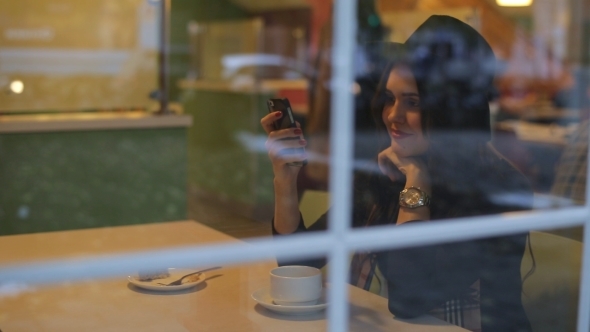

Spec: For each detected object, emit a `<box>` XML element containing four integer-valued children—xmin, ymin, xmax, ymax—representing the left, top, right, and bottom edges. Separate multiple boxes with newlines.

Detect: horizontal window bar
<box><xmin>0</xmin><ymin>232</ymin><xmax>331</xmax><ymax>286</ymax></box>
<box><xmin>1</xmin><ymin>207</ymin><xmax>585</xmax><ymax>288</ymax></box>
<box><xmin>345</xmin><ymin>207</ymin><xmax>589</xmax><ymax>252</ymax></box>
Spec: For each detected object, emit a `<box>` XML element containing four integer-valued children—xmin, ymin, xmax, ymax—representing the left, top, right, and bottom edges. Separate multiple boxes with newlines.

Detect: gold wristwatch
<box><xmin>399</xmin><ymin>186</ymin><xmax>430</xmax><ymax>209</ymax></box>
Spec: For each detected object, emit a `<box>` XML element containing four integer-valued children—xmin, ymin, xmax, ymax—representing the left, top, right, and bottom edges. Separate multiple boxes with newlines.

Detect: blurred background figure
<box><xmin>551</xmin><ymin>119</ymin><xmax>588</xmax><ymax>205</ymax></box>
<box><xmin>551</xmin><ymin>82</ymin><xmax>590</xmax><ymax>206</ymax></box>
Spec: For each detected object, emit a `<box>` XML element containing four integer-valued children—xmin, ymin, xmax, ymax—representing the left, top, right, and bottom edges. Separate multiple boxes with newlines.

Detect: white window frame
<box><xmin>1</xmin><ymin>1</ymin><xmax>590</xmax><ymax>331</ymax></box>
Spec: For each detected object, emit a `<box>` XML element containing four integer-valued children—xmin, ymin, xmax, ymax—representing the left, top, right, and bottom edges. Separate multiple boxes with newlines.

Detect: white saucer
<box><xmin>128</xmin><ymin>268</ymin><xmax>206</xmax><ymax>292</ymax></box>
<box><xmin>251</xmin><ymin>287</ymin><xmax>327</xmax><ymax>315</ymax></box>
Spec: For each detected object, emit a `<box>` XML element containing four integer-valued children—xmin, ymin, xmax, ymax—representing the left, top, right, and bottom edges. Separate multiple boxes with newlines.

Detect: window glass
<box><xmin>1</xmin><ymin>0</ymin><xmax>589</xmax><ymax>332</ymax></box>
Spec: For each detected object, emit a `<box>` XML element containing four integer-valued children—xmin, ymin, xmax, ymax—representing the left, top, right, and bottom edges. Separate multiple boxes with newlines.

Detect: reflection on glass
<box><xmin>0</xmin><ymin>0</ymin><xmax>588</xmax><ymax>331</ymax></box>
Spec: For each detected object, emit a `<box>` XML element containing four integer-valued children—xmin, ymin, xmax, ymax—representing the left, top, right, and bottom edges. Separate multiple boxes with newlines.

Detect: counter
<box><xmin>0</xmin><ymin>111</ymin><xmax>192</xmax><ymax>133</ymax></box>
<box><xmin>0</xmin><ymin>112</ymin><xmax>192</xmax><ymax>235</ymax></box>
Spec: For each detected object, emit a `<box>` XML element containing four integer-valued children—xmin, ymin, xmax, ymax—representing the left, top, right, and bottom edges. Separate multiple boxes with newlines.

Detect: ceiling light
<box><xmin>496</xmin><ymin>0</ymin><xmax>532</xmax><ymax>6</ymax></box>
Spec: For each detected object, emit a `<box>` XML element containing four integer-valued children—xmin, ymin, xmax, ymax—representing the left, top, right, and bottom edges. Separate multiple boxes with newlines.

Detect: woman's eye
<box><xmin>383</xmin><ymin>95</ymin><xmax>395</xmax><ymax>105</ymax></box>
<box><xmin>405</xmin><ymin>99</ymin><xmax>420</xmax><ymax>108</ymax></box>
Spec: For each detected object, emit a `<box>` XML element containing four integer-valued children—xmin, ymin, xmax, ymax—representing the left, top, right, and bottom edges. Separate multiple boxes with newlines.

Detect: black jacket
<box><xmin>273</xmin><ymin>147</ymin><xmax>532</xmax><ymax>332</ymax></box>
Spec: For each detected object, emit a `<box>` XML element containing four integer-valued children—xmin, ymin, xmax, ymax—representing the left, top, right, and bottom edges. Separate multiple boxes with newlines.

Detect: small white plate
<box><xmin>128</xmin><ymin>268</ymin><xmax>206</xmax><ymax>292</ymax></box>
<box><xmin>251</xmin><ymin>287</ymin><xmax>327</xmax><ymax>315</ymax></box>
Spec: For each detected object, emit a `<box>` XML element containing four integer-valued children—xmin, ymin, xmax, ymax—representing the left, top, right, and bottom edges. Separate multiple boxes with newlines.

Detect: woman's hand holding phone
<box><xmin>260</xmin><ymin>111</ymin><xmax>307</xmax><ymax>184</ymax></box>
<box><xmin>261</xmin><ymin>106</ymin><xmax>308</xmax><ymax>235</ymax></box>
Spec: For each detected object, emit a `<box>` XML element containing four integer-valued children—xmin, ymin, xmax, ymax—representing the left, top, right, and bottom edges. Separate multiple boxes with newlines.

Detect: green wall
<box><xmin>0</xmin><ymin>0</ymin><xmax>253</xmax><ymax>235</ymax></box>
<box><xmin>0</xmin><ymin>128</ymin><xmax>187</xmax><ymax>235</ymax></box>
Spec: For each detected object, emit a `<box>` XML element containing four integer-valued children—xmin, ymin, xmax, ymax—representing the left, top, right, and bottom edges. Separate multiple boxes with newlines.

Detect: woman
<box><xmin>260</xmin><ymin>16</ymin><xmax>532</xmax><ymax>332</ymax></box>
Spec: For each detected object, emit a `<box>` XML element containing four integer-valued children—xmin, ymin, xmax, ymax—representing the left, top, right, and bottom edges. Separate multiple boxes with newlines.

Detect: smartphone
<box><xmin>267</xmin><ymin>98</ymin><xmax>296</xmax><ymax>130</ymax></box>
<box><xmin>266</xmin><ymin>98</ymin><xmax>306</xmax><ymax>166</ymax></box>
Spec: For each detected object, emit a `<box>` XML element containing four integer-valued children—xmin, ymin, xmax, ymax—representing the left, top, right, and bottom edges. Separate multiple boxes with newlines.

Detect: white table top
<box><xmin>0</xmin><ymin>221</ymin><xmax>466</xmax><ymax>331</ymax></box>
<box><xmin>495</xmin><ymin>120</ymin><xmax>577</xmax><ymax>146</ymax></box>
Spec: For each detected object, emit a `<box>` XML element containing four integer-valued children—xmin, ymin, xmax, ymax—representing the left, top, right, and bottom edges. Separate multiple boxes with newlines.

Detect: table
<box><xmin>0</xmin><ymin>221</ymin><xmax>466</xmax><ymax>331</ymax></box>
<box><xmin>495</xmin><ymin>120</ymin><xmax>578</xmax><ymax>146</ymax></box>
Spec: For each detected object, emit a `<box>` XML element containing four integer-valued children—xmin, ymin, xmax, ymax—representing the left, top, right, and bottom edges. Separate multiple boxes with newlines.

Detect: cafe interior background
<box><xmin>0</xmin><ymin>0</ymin><xmax>589</xmax><ymax>331</ymax></box>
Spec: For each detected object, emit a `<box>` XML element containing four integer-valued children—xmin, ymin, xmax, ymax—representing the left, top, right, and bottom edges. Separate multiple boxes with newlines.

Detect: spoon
<box><xmin>157</xmin><ymin>266</ymin><xmax>221</xmax><ymax>286</ymax></box>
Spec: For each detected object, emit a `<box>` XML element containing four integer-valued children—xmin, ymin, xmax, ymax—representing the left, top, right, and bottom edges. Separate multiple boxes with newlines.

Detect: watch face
<box><xmin>406</xmin><ymin>188</ymin><xmax>422</xmax><ymax>205</ymax></box>
<box><xmin>400</xmin><ymin>187</ymin><xmax>428</xmax><ymax>208</ymax></box>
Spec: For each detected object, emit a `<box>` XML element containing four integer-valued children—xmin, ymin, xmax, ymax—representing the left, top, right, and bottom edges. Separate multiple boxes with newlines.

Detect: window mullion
<box><xmin>327</xmin><ymin>0</ymin><xmax>357</xmax><ymax>331</ymax></box>
<box><xmin>577</xmin><ymin>118</ymin><xmax>590</xmax><ymax>331</ymax></box>
<box><xmin>576</xmin><ymin>216</ymin><xmax>590</xmax><ymax>332</ymax></box>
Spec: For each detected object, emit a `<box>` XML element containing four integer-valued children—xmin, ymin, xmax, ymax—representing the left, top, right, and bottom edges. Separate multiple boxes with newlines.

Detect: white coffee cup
<box><xmin>270</xmin><ymin>265</ymin><xmax>322</xmax><ymax>306</ymax></box>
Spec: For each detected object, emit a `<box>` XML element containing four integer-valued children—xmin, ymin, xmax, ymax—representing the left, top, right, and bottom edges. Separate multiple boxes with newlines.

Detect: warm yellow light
<box><xmin>9</xmin><ymin>80</ymin><xmax>24</xmax><ymax>94</ymax></box>
<box><xmin>496</xmin><ymin>0</ymin><xmax>532</xmax><ymax>6</ymax></box>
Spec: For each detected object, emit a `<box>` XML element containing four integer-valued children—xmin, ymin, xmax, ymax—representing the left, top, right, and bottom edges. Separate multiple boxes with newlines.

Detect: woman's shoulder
<box><xmin>433</xmin><ymin>143</ymin><xmax>533</xmax><ymax>217</ymax></box>
<box><xmin>481</xmin><ymin>143</ymin><xmax>530</xmax><ymax>185</ymax></box>
<box><xmin>477</xmin><ymin>143</ymin><xmax>533</xmax><ymax>211</ymax></box>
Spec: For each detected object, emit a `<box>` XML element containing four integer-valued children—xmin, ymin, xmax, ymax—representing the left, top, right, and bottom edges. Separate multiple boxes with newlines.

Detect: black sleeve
<box><xmin>271</xmin><ymin>170</ymin><xmax>378</xmax><ymax>269</ymax></box>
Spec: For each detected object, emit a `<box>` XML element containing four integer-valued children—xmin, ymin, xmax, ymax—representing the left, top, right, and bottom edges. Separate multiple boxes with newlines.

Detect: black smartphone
<box><xmin>266</xmin><ymin>98</ymin><xmax>306</xmax><ymax>166</ymax></box>
<box><xmin>267</xmin><ymin>98</ymin><xmax>297</xmax><ymax>130</ymax></box>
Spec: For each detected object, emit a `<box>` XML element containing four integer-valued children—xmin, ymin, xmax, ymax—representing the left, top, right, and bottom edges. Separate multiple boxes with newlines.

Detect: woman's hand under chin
<box><xmin>377</xmin><ymin>147</ymin><xmax>431</xmax><ymax>192</ymax></box>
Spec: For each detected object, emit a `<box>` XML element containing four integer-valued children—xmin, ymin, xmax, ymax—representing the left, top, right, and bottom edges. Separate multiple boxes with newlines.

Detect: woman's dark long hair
<box><xmin>367</xmin><ymin>17</ymin><xmax>536</xmax><ymax>294</ymax></box>
<box><xmin>369</xmin><ymin>16</ymin><xmax>532</xmax><ymax>222</ymax></box>
<box><xmin>406</xmin><ymin>15</ymin><xmax>499</xmax><ymax>220</ymax></box>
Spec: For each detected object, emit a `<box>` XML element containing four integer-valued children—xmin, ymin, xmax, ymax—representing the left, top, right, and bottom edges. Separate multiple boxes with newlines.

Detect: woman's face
<box><xmin>381</xmin><ymin>65</ymin><xmax>429</xmax><ymax>157</ymax></box>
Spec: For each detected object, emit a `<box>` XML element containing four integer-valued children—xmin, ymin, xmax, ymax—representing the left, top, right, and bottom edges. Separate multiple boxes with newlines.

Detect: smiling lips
<box><xmin>390</xmin><ymin>129</ymin><xmax>412</xmax><ymax>139</ymax></box>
